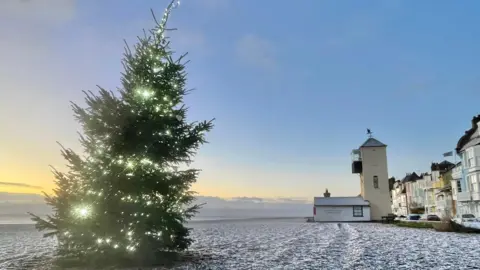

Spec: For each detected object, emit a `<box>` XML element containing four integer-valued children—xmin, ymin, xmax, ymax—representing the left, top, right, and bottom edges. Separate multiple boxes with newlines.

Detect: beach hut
<box><xmin>313</xmin><ymin>193</ymin><xmax>371</xmax><ymax>222</ymax></box>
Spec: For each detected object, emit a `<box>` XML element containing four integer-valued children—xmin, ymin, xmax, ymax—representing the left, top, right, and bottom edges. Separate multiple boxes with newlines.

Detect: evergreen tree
<box><xmin>29</xmin><ymin>0</ymin><xmax>213</xmax><ymax>267</ymax></box>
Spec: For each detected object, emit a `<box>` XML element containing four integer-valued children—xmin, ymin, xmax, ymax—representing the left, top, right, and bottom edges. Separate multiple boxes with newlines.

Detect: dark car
<box><xmin>407</xmin><ymin>214</ymin><xmax>421</xmax><ymax>220</ymax></box>
<box><xmin>426</xmin><ymin>214</ymin><xmax>441</xmax><ymax>221</ymax></box>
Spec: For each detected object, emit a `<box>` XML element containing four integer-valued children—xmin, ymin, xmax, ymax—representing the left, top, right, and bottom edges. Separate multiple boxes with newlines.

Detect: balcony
<box><xmin>351</xmin><ymin>149</ymin><xmax>362</xmax><ymax>174</ymax></box>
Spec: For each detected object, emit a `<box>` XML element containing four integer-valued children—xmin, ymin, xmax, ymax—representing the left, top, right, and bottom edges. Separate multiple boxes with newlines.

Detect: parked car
<box><xmin>407</xmin><ymin>214</ymin><xmax>421</xmax><ymax>220</ymax></box>
<box><xmin>452</xmin><ymin>214</ymin><xmax>477</xmax><ymax>224</ymax></box>
<box><xmin>420</xmin><ymin>214</ymin><xmax>440</xmax><ymax>221</ymax></box>
<box><xmin>395</xmin><ymin>215</ymin><xmax>407</xmax><ymax>221</ymax></box>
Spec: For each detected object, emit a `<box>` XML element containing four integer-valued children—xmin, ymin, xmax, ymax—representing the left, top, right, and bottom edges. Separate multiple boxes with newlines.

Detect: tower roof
<box><xmin>360</xmin><ymin>138</ymin><xmax>387</xmax><ymax>148</ymax></box>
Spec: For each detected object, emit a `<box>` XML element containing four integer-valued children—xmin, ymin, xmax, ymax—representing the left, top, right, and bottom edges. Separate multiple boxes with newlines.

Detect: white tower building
<box><xmin>352</xmin><ymin>134</ymin><xmax>391</xmax><ymax>220</ymax></box>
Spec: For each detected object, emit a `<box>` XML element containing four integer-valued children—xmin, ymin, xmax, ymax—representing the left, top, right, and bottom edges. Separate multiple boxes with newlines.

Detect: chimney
<box><xmin>324</xmin><ymin>189</ymin><xmax>331</xmax><ymax>197</ymax></box>
<box><xmin>472</xmin><ymin>115</ymin><xmax>480</xmax><ymax>133</ymax></box>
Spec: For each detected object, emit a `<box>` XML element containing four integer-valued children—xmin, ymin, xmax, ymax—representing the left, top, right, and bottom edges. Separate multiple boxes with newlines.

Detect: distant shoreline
<box><xmin>0</xmin><ymin>216</ymin><xmax>309</xmax><ymax>226</ymax></box>
<box><xmin>188</xmin><ymin>216</ymin><xmax>307</xmax><ymax>224</ymax></box>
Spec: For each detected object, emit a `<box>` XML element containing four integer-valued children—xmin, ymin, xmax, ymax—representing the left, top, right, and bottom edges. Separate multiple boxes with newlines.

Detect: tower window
<box><xmin>373</xmin><ymin>176</ymin><xmax>379</xmax><ymax>189</ymax></box>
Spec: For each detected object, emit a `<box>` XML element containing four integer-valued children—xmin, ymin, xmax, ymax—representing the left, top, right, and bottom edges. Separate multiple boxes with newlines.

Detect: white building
<box><xmin>391</xmin><ymin>181</ymin><xmax>407</xmax><ymax>216</ymax></box>
<box><xmin>455</xmin><ymin>115</ymin><xmax>480</xmax><ymax>217</ymax></box>
<box><xmin>451</xmin><ymin>162</ymin><xmax>462</xmax><ymax>216</ymax></box>
<box><xmin>313</xmin><ymin>190</ymin><xmax>371</xmax><ymax>222</ymax></box>
<box><xmin>411</xmin><ymin>174</ymin><xmax>427</xmax><ymax>209</ymax></box>
<box><xmin>352</xmin><ymin>136</ymin><xmax>391</xmax><ymax>220</ymax></box>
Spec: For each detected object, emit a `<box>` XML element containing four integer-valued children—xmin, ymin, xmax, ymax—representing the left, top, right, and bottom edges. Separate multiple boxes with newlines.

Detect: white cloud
<box><xmin>235</xmin><ymin>34</ymin><xmax>277</xmax><ymax>71</ymax></box>
<box><xmin>0</xmin><ymin>192</ymin><xmax>44</xmax><ymax>204</ymax></box>
<box><xmin>194</xmin><ymin>196</ymin><xmax>313</xmax><ymax>218</ymax></box>
<box><xmin>0</xmin><ymin>182</ymin><xmax>42</xmax><ymax>189</ymax></box>
<box><xmin>196</xmin><ymin>196</ymin><xmax>310</xmax><ymax>209</ymax></box>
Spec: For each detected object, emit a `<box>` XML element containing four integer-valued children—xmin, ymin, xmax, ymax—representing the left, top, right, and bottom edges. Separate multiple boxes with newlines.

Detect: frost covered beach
<box><xmin>2</xmin><ymin>218</ymin><xmax>480</xmax><ymax>269</ymax></box>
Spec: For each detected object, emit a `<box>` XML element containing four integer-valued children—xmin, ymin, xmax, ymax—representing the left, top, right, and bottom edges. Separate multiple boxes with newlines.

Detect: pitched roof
<box><xmin>360</xmin><ymin>138</ymin><xmax>387</xmax><ymax>148</ymax></box>
<box><xmin>431</xmin><ymin>160</ymin><xmax>455</xmax><ymax>172</ymax></box>
<box><xmin>402</xmin><ymin>172</ymin><xmax>422</xmax><ymax>183</ymax></box>
<box><xmin>314</xmin><ymin>196</ymin><xmax>370</xmax><ymax>206</ymax></box>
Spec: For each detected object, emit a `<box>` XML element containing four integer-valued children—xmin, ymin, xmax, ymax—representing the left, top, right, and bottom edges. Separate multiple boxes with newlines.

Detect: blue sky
<box><xmin>0</xmin><ymin>0</ymin><xmax>479</xmax><ymax>199</ymax></box>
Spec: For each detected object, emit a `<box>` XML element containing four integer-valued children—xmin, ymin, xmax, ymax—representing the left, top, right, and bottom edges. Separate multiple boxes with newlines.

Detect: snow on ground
<box><xmin>180</xmin><ymin>219</ymin><xmax>480</xmax><ymax>269</ymax></box>
<box><xmin>0</xmin><ymin>224</ymin><xmax>56</xmax><ymax>270</ymax></box>
<box><xmin>2</xmin><ymin>220</ymin><xmax>480</xmax><ymax>269</ymax></box>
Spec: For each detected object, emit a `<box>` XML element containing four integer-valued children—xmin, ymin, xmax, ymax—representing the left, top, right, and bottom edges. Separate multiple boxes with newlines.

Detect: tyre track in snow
<box><xmin>341</xmin><ymin>224</ymin><xmax>366</xmax><ymax>269</ymax></box>
<box><xmin>311</xmin><ymin>223</ymin><xmax>350</xmax><ymax>269</ymax></box>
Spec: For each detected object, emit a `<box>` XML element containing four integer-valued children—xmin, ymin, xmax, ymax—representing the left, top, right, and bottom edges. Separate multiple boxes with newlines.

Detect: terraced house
<box><xmin>391</xmin><ymin>180</ymin><xmax>407</xmax><ymax>216</ymax></box>
<box><xmin>430</xmin><ymin>161</ymin><xmax>455</xmax><ymax>217</ymax></box>
<box><xmin>403</xmin><ymin>173</ymin><xmax>423</xmax><ymax>212</ymax></box>
<box><xmin>455</xmin><ymin>115</ymin><xmax>480</xmax><ymax>217</ymax></box>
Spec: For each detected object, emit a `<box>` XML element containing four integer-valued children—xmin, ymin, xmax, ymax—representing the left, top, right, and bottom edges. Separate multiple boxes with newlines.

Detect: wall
<box><xmin>412</xmin><ymin>180</ymin><xmax>425</xmax><ymax>207</ymax></box>
<box><xmin>458</xmin><ymin>145</ymin><xmax>480</xmax><ymax>202</ymax></box>
<box><xmin>314</xmin><ymin>205</ymin><xmax>371</xmax><ymax>222</ymax></box>
<box><xmin>457</xmin><ymin>201</ymin><xmax>480</xmax><ymax>217</ymax></box>
<box><xmin>360</xmin><ymin>174</ymin><xmax>365</xmax><ymax>198</ymax></box>
<box><xmin>360</xmin><ymin>146</ymin><xmax>391</xmax><ymax>220</ymax></box>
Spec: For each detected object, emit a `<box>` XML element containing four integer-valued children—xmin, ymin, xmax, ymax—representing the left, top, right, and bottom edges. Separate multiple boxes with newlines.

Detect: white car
<box><xmin>452</xmin><ymin>214</ymin><xmax>477</xmax><ymax>224</ymax></box>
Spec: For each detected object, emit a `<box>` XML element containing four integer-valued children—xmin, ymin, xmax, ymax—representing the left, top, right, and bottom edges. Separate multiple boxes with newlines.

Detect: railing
<box><xmin>351</xmin><ymin>149</ymin><xmax>361</xmax><ymax>161</ymax></box>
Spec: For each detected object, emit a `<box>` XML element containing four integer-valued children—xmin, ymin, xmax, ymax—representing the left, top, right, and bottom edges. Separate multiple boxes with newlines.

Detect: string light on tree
<box><xmin>73</xmin><ymin>205</ymin><xmax>92</xmax><ymax>219</ymax></box>
<box><xmin>29</xmin><ymin>0</ymin><xmax>213</xmax><ymax>267</ymax></box>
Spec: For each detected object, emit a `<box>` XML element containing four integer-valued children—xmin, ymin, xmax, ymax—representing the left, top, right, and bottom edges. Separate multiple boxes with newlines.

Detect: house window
<box><xmin>373</xmin><ymin>176</ymin><xmax>379</xmax><ymax>189</ymax></box>
<box><xmin>353</xmin><ymin>206</ymin><xmax>363</xmax><ymax>217</ymax></box>
<box><xmin>457</xmin><ymin>180</ymin><xmax>462</xmax><ymax>192</ymax></box>
<box><xmin>467</xmin><ymin>175</ymin><xmax>478</xmax><ymax>192</ymax></box>
<box><xmin>472</xmin><ymin>175</ymin><xmax>478</xmax><ymax>192</ymax></box>
<box><xmin>467</xmin><ymin>149</ymin><xmax>475</xmax><ymax>168</ymax></box>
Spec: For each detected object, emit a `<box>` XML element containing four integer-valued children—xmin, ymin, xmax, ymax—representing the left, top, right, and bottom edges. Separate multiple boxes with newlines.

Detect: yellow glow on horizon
<box><xmin>0</xmin><ymin>163</ymin><xmax>55</xmax><ymax>195</ymax></box>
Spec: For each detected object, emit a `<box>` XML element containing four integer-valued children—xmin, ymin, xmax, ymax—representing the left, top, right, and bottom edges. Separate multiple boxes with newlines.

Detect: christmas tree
<box><xmin>29</xmin><ymin>0</ymin><xmax>213</xmax><ymax>267</ymax></box>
